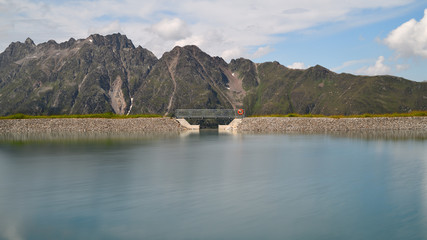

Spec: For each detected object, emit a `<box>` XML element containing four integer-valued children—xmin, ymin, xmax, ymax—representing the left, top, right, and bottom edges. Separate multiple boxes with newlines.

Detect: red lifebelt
<box><xmin>237</xmin><ymin>109</ymin><xmax>244</xmax><ymax>115</ymax></box>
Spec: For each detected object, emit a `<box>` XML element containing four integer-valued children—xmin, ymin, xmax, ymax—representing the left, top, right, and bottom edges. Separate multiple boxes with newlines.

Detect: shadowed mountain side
<box><xmin>0</xmin><ymin>34</ymin><xmax>425</xmax><ymax>116</ymax></box>
<box><xmin>131</xmin><ymin>45</ymin><xmax>234</xmax><ymax>115</ymax></box>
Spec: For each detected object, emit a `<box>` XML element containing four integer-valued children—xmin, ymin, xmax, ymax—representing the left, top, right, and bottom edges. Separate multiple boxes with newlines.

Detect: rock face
<box><xmin>0</xmin><ymin>34</ymin><xmax>157</xmax><ymax>115</ymax></box>
<box><xmin>132</xmin><ymin>45</ymin><xmax>234</xmax><ymax>115</ymax></box>
<box><xmin>0</xmin><ymin>33</ymin><xmax>426</xmax><ymax>116</ymax></box>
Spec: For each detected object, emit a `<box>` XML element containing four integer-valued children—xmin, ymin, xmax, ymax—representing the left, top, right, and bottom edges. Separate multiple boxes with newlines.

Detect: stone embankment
<box><xmin>238</xmin><ymin>117</ymin><xmax>427</xmax><ymax>133</ymax></box>
<box><xmin>0</xmin><ymin>118</ymin><xmax>183</xmax><ymax>134</ymax></box>
<box><xmin>1</xmin><ymin>117</ymin><xmax>426</xmax><ymax>135</ymax></box>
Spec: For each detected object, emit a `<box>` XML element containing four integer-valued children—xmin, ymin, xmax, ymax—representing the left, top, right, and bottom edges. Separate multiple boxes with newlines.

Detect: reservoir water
<box><xmin>0</xmin><ymin>130</ymin><xmax>426</xmax><ymax>239</ymax></box>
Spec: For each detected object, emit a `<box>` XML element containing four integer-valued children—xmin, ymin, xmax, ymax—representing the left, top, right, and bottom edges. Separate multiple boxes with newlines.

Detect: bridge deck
<box><xmin>175</xmin><ymin>109</ymin><xmax>245</xmax><ymax>119</ymax></box>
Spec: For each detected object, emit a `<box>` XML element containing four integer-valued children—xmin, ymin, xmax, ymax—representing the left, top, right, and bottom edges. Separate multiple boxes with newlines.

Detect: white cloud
<box><xmin>332</xmin><ymin>59</ymin><xmax>372</xmax><ymax>72</ymax></box>
<box><xmin>287</xmin><ymin>62</ymin><xmax>307</xmax><ymax>69</ymax></box>
<box><xmin>384</xmin><ymin>9</ymin><xmax>427</xmax><ymax>58</ymax></box>
<box><xmin>356</xmin><ymin>56</ymin><xmax>391</xmax><ymax>75</ymax></box>
<box><xmin>338</xmin><ymin>58</ymin><xmax>412</xmax><ymax>76</ymax></box>
<box><xmin>151</xmin><ymin>18</ymin><xmax>190</xmax><ymax>40</ymax></box>
<box><xmin>221</xmin><ymin>47</ymin><xmax>245</xmax><ymax>61</ymax></box>
<box><xmin>175</xmin><ymin>35</ymin><xmax>205</xmax><ymax>47</ymax></box>
<box><xmin>282</xmin><ymin>8</ymin><xmax>309</xmax><ymax>15</ymax></box>
<box><xmin>88</xmin><ymin>20</ymin><xmax>123</xmax><ymax>36</ymax></box>
<box><xmin>252</xmin><ymin>46</ymin><xmax>272</xmax><ymax>59</ymax></box>
<box><xmin>396</xmin><ymin>64</ymin><xmax>410</xmax><ymax>71</ymax></box>
<box><xmin>0</xmin><ymin>0</ymin><xmax>416</xmax><ymax>62</ymax></box>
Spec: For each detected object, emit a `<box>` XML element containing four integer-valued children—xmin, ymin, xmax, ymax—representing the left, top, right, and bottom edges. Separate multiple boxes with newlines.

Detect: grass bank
<box><xmin>1</xmin><ymin>111</ymin><xmax>426</xmax><ymax>120</ymax></box>
<box><xmin>0</xmin><ymin>113</ymin><xmax>162</xmax><ymax>120</ymax></box>
<box><xmin>250</xmin><ymin>111</ymin><xmax>427</xmax><ymax>118</ymax></box>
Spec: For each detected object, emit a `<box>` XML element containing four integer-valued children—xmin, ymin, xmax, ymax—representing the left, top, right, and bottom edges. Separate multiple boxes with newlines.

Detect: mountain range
<box><xmin>0</xmin><ymin>33</ymin><xmax>425</xmax><ymax>116</ymax></box>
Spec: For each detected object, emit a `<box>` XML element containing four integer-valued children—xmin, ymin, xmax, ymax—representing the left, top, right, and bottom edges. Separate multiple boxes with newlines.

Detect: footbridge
<box><xmin>175</xmin><ymin>109</ymin><xmax>245</xmax><ymax>130</ymax></box>
<box><xmin>176</xmin><ymin>109</ymin><xmax>245</xmax><ymax>119</ymax></box>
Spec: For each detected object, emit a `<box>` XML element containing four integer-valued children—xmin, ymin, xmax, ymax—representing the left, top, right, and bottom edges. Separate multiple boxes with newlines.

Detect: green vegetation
<box><xmin>250</xmin><ymin>111</ymin><xmax>427</xmax><ymax>118</ymax></box>
<box><xmin>1</xmin><ymin>111</ymin><xmax>425</xmax><ymax>120</ymax></box>
<box><xmin>0</xmin><ymin>113</ymin><xmax>162</xmax><ymax>119</ymax></box>
<box><xmin>245</xmin><ymin>63</ymin><xmax>427</xmax><ymax>116</ymax></box>
<box><xmin>0</xmin><ymin>34</ymin><xmax>425</xmax><ymax>116</ymax></box>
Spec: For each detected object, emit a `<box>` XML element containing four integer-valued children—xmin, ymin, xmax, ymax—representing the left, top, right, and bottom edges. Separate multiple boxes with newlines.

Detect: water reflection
<box><xmin>0</xmin><ymin>130</ymin><xmax>426</xmax><ymax>239</ymax></box>
<box><xmin>0</xmin><ymin>131</ymin><xmax>181</xmax><ymax>144</ymax></box>
<box><xmin>239</xmin><ymin>130</ymin><xmax>427</xmax><ymax>141</ymax></box>
<box><xmin>0</xmin><ymin>129</ymin><xmax>426</xmax><ymax>143</ymax></box>
<box><xmin>327</xmin><ymin>130</ymin><xmax>427</xmax><ymax>141</ymax></box>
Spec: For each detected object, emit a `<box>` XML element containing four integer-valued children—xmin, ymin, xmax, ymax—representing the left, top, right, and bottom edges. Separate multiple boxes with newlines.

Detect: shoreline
<box><xmin>0</xmin><ymin>118</ymin><xmax>184</xmax><ymax>134</ymax></box>
<box><xmin>237</xmin><ymin>117</ymin><xmax>427</xmax><ymax>133</ymax></box>
<box><xmin>0</xmin><ymin>117</ymin><xmax>426</xmax><ymax>134</ymax></box>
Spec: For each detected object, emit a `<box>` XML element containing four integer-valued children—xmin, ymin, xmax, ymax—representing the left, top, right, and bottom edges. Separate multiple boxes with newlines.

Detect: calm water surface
<box><xmin>0</xmin><ymin>131</ymin><xmax>426</xmax><ymax>240</ymax></box>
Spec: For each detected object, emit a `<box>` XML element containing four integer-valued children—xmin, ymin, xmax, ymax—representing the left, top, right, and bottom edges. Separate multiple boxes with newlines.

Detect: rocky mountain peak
<box><xmin>182</xmin><ymin>45</ymin><xmax>202</xmax><ymax>53</ymax></box>
<box><xmin>25</xmin><ymin>37</ymin><xmax>35</xmax><ymax>46</ymax></box>
<box><xmin>169</xmin><ymin>45</ymin><xmax>202</xmax><ymax>52</ymax></box>
<box><xmin>47</xmin><ymin>39</ymin><xmax>58</xmax><ymax>45</ymax></box>
<box><xmin>230</xmin><ymin>58</ymin><xmax>250</xmax><ymax>65</ymax></box>
<box><xmin>304</xmin><ymin>64</ymin><xmax>333</xmax><ymax>79</ymax></box>
<box><xmin>0</xmin><ymin>33</ymin><xmax>425</xmax><ymax>116</ymax></box>
<box><xmin>88</xmin><ymin>33</ymin><xmax>135</xmax><ymax>50</ymax></box>
<box><xmin>0</xmin><ymin>38</ymin><xmax>36</xmax><ymax>65</ymax></box>
<box><xmin>59</xmin><ymin>37</ymin><xmax>77</xmax><ymax>49</ymax></box>
<box><xmin>309</xmin><ymin>64</ymin><xmax>330</xmax><ymax>72</ymax></box>
<box><xmin>163</xmin><ymin>45</ymin><xmax>229</xmax><ymax>72</ymax></box>
<box><xmin>166</xmin><ymin>45</ymin><xmax>208</xmax><ymax>59</ymax></box>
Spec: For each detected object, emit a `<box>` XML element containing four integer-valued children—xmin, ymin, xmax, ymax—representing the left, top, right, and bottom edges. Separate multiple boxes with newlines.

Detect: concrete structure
<box><xmin>175</xmin><ymin>108</ymin><xmax>245</xmax><ymax>131</ymax></box>
<box><xmin>218</xmin><ymin>119</ymin><xmax>242</xmax><ymax>132</ymax></box>
<box><xmin>176</xmin><ymin>118</ymin><xmax>200</xmax><ymax>130</ymax></box>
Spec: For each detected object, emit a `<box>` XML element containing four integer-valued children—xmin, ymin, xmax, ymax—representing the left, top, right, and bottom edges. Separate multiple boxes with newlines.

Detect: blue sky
<box><xmin>0</xmin><ymin>0</ymin><xmax>426</xmax><ymax>81</ymax></box>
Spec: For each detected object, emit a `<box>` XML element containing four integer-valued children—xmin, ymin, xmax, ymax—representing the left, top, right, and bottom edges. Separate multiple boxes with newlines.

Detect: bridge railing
<box><xmin>175</xmin><ymin>109</ymin><xmax>245</xmax><ymax>119</ymax></box>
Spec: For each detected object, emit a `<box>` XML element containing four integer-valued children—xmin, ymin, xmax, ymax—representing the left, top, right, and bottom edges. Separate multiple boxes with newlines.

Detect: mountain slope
<box><xmin>0</xmin><ymin>34</ymin><xmax>157</xmax><ymax>115</ymax></box>
<box><xmin>0</xmin><ymin>34</ymin><xmax>425</xmax><ymax>116</ymax></box>
<box><xmin>131</xmin><ymin>45</ymin><xmax>235</xmax><ymax>115</ymax></box>
<box><xmin>244</xmin><ymin>62</ymin><xmax>426</xmax><ymax>115</ymax></box>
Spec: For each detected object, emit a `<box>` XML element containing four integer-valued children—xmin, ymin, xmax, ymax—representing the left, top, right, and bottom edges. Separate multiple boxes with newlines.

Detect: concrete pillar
<box><xmin>218</xmin><ymin>119</ymin><xmax>242</xmax><ymax>132</ymax></box>
<box><xmin>176</xmin><ymin>118</ymin><xmax>200</xmax><ymax>130</ymax></box>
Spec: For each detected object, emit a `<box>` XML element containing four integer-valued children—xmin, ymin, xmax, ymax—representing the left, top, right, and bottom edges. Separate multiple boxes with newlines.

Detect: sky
<box><xmin>0</xmin><ymin>0</ymin><xmax>426</xmax><ymax>81</ymax></box>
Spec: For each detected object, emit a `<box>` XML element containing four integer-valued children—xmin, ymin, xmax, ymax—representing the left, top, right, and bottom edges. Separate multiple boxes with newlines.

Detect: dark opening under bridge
<box><xmin>175</xmin><ymin>109</ymin><xmax>245</xmax><ymax>130</ymax></box>
<box><xmin>175</xmin><ymin>109</ymin><xmax>245</xmax><ymax>119</ymax></box>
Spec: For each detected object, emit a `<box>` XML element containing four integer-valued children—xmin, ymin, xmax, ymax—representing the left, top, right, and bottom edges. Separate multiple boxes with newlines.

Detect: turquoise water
<box><xmin>0</xmin><ymin>131</ymin><xmax>426</xmax><ymax>239</ymax></box>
